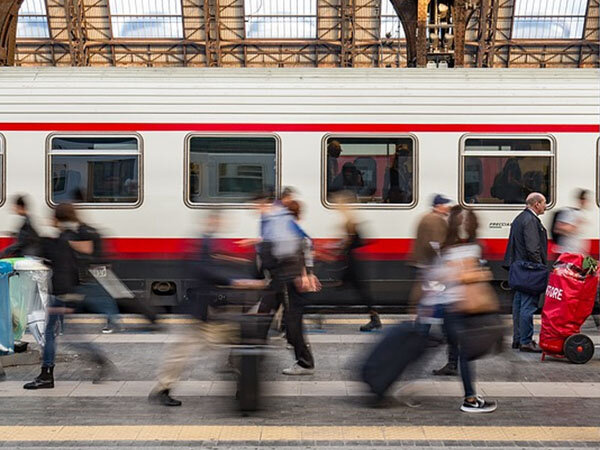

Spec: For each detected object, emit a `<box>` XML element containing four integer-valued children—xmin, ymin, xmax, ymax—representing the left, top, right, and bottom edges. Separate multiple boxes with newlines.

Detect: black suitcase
<box><xmin>361</xmin><ymin>321</ymin><xmax>428</xmax><ymax>398</ymax></box>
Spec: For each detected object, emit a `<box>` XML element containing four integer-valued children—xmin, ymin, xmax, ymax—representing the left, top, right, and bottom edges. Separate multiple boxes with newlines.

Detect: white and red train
<box><xmin>0</xmin><ymin>67</ymin><xmax>598</xmax><ymax>309</ymax></box>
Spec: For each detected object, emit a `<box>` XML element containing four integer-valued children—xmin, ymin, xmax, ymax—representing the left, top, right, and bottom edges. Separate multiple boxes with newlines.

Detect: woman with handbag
<box><xmin>431</xmin><ymin>206</ymin><xmax>498</xmax><ymax>413</ymax></box>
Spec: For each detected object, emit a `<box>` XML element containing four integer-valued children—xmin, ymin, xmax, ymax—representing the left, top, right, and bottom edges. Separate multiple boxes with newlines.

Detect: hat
<box><xmin>432</xmin><ymin>194</ymin><xmax>451</xmax><ymax>206</ymax></box>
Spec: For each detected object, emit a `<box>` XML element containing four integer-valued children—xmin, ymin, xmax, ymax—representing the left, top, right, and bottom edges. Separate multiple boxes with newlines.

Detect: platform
<box><xmin>1</xmin><ymin>314</ymin><xmax>599</xmax><ymax>449</ymax></box>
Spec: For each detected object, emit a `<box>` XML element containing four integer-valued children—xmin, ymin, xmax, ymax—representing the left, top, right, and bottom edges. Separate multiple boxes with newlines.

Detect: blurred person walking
<box><xmin>552</xmin><ymin>189</ymin><xmax>600</xmax><ymax>329</ymax></box>
<box><xmin>409</xmin><ymin>194</ymin><xmax>452</xmax><ymax>312</ymax></box>
<box><xmin>0</xmin><ymin>195</ymin><xmax>40</xmax><ymax>258</ymax></box>
<box><xmin>149</xmin><ymin>211</ymin><xmax>263</xmax><ymax>406</ymax></box>
<box><xmin>332</xmin><ymin>191</ymin><xmax>381</xmax><ymax>332</ymax></box>
<box><xmin>257</xmin><ymin>194</ymin><xmax>318</xmax><ymax>375</ymax></box>
<box><xmin>23</xmin><ymin>204</ymin><xmax>114</xmax><ymax>390</ymax></box>
<box><xmin>504</xmin><ymin>192</ymin><xmax>548</xmax><ymax>353</ymax></box>
<box><xmin>432</xmin><ymin>207</ymin><xmax>479</xmax><ymax>377</ymax></box>
<box><xmin>553</xmin><ymin>189</ymin><xmax>591</xmax><ymax>255</ymax></box>
<box><xmin>432</xmin><ymin>206</ymin><xmax>498</xmax><ymax>413</ymax></box>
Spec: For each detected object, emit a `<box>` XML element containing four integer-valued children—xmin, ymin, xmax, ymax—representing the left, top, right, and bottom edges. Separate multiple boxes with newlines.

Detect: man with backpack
<box><xmin>259</xmin><ymin>195</ymin><xmax>317</xmax><ymax>375</ymax></box>
<box><xmin>23</xmin><ymin>204</ymin><xmax>115</xmax><ymax>389</ymax></box>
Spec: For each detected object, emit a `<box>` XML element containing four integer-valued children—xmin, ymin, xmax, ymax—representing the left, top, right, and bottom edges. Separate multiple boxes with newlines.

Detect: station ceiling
<box><xmin>6</xmin><ymin>0</ymin><xmax>600</xmax><ymax>68</ymax></box>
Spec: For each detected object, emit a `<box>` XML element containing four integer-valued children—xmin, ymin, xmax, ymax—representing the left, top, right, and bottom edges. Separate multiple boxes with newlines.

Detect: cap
<box><xmin>432</xmin><ymin>194</ymin><xmax>451</xmax><ymax>206</ymax></box>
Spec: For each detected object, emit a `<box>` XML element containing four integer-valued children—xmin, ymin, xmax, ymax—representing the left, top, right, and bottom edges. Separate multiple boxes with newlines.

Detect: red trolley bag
<box><xmin>540</xmin><ymin>253</ymin><xmax>598</xmax><ymax>364</ymax></box>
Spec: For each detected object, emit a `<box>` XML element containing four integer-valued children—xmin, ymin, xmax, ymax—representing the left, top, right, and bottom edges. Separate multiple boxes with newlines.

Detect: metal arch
<box><xmin>0</xmin><ymin>0</ymin><xmax>24</xmax><ymax>65</ymax></box>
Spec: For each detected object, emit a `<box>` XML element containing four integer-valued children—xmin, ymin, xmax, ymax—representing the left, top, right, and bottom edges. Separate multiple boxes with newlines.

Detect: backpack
<box><xmin>76</xmin><ymin>223</ymin><xmax>104</xmax><ymax>264</ymax></box>
<box><xmin>550</xmin><ymin>208</ymin><xmax>568</xmax><ymax>245</ymax></box>
<box><xmin>259</xmin><ymin>207</ymin><xmax>303</xmax><ymax>277</ymax></box>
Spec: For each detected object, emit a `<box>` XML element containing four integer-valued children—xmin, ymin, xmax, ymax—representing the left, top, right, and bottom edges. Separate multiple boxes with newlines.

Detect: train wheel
<box><xmin>563</xmin><ymin>334</ymin><xmax>594</xmax><ymax>364</ymax></box>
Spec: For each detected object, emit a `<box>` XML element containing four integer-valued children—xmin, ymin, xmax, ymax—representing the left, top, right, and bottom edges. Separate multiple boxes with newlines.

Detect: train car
<box><xmin>0</xmin><ymin>67</ymin><xmax>598</xmax><ymax>311</ymax></box>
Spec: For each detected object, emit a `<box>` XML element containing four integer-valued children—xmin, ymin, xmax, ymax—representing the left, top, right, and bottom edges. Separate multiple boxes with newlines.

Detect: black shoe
<box><xmin>511</xmin><ymin>341</ymin><xmax>520</xmax><ymax>349</ymax></box>
<box><xmin>432</xmin><ymin>363</ymin><xmax>458</xmax><ymax>376</ymax></box>
<box><xmin>360</xmin><ymin>315</ymin><xmax>382</xmax><ymax>332</ymax></box>
<box><xmin>520</xmin><ymin>341</ymin><xmax>542</xmax><ymax>353</ymax></box>
<box><xmin>23</xmin><ymin>366</ymin><xmax>54</xmax><ymax>390</ymax></box>
<box><xmin>92</xmin><ymin>359</ymin><xmax>117</xmax><ymax>384</ymax></box>
<box><xmin>148</xmin><ymin>389</ymin><xmax>182</xmax><ymax>407</ymax></box>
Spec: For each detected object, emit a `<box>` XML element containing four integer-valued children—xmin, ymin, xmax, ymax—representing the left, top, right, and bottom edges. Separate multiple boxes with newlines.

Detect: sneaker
<box><xmin>360</xmin><ymin>315</ymin><xmax>382</xmax><ymax>332</ymax></box>
<box><xmin>101</xmin><ymin>326</ymin><xmax>114</xmax><ymax>334</ymax></box>
<box><xmin>460</xmin><ymin>396</ymin><xmax>497</xmax><ymax>413</ymax></box>
<box><xmin>432</xmin><ymin>363</ymin><xmax>458</xmax><ymax>376</ymax></box>
<box><xmin>282</xmin><ymin>363</ymin><xmax>314</xmax><ymax>375</ymax></box>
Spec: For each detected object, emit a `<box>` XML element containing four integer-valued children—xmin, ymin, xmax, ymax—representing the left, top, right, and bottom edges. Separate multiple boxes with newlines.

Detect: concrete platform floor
<box><xmin>1</xmin><ymin>314</ymin><xmax>599</xmax><ymax>449</ymax></box>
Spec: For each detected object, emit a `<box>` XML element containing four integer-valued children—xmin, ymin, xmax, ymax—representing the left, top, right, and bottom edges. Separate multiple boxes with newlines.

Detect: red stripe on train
<box><xmin>0</xmin><ymin>123</ymin><xmax>598</xmax><ymax>133</ymax></box>
<box><xmin>1</xmin><ymin>237</ymin><xmax>597</xmax><ymax>261</ymax></box>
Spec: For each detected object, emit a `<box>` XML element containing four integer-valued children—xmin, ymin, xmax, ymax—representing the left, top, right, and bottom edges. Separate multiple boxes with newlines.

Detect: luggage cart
<box><xmin>540</xmin><ymin>253</ymin><xmax>599</xmax><ymax>364</ymax></box>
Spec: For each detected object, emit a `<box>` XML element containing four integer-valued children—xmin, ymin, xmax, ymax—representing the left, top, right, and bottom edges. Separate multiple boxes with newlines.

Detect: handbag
<box><xmin>458</xmin><ymin>313</ymin><xmax>505</xmax><ymax>361</ymax></box>
<box><xmin>455</xmin><ymin>276</ymin><xmax>500</xmax><ymax>315</ymax></box>
<box><xmin>509</xmin><ymin>260</ymin><xmax>549</xmax><ymax>296</ymax></box>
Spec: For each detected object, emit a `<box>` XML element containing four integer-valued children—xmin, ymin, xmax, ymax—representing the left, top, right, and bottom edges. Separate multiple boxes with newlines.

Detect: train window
<box><xmin>186</xmin><ymin>136</ymin><xmax>277</xmax><ymax>205</ymax></box>
<box><xmin>460</xmin><ymin>135</ymin><xmax>555</xmax><ymax>207</ymax></box>
<box><xmin>48</xmin><ymin>135</ymin><xmax>142</xmax><ymax>207</ymax></box>
<box><xmin>324</xmin><ymin>136</ymin><xmax>416</xmax><ymax>207</ymax></box>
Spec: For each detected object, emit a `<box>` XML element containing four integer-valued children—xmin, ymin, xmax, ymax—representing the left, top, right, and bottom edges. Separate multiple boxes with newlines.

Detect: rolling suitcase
<box><xmin>361</xmin><ymin>321</ymin><xmax>428</xmax><ymax>398</ymax></box>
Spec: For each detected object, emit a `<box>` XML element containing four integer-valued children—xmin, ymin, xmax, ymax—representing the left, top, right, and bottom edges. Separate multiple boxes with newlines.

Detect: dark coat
<box><xmin>40</xmin><ymin>229</ymin><xmax>80</xmax><ymax>296</ymax></box>
<box><xmin>183</xmin><ymin>235</ymin><xmax>233</xmax><ymax>321</ymax></box>
<box><xmin>0</xmin><ymin>216</ymin><xmax>40</xmax><ymax>258</ymax></box>
<box><xmin>503</xmin><ymin>208</ymin><xmax>548</xmax><ymax>268</ymax></box>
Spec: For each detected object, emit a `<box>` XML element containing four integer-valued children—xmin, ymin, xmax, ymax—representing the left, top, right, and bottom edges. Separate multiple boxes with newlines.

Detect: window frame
<box><xmin>107</xmin><ymin>0</ymin><xmax>184</xmax><ymax>40</ymax></box>
<box><xmin>510</xmin><ymin>0</ymin><xmax>588</xmax><ymax>40</ymax></box>
<box><xmin>244</xmin><ymin>0</ymin><xmax>318</xmax><ymax>40</ymax></box>
<box><xmin>184</xmin><ymin>133</ymin><xmax>281</xmax><ymax>209</ymax></box>
<box><xmin>0</xmin><ymin>133</ymin><xmax>5</xmax><ymax>208</ymax></box>
<box><xmin>16</xmin><ymin>0</ymin><xmax>51</xmax><ymax>40</ymax></box>
<box><xmin>458</xmin><ymin>133</ymin><xmax>556</xmax><ymax>210</ymax></box>
<box><xmin>320</xmin><ymin>133</ymin><xmax>419</xmax><ymax>210</ymax></box>
<box><xmin>45</xmin><ymin>132</ymin><xmax>144</xmax><ymax>209</ymax></box>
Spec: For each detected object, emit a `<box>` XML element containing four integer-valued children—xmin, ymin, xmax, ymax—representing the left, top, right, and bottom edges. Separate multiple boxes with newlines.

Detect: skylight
<box><xmin>109</xmin><ymin>0</ymin><xmax>183</xmax><ymax>39</ymax></box>
<box><xmin>245</xmin><ymin>0</ymin><xmax>317</xmax><ymax>39</ymax></box>
<box><xmin>17</xmin><ymin>0</ymin><xmax>50</xmax><ymax>39</ymax></box>
<box><xmin>512</xmin><ymin>0</ymin><xmax>588</xmax><ymax>39</ymax></box>
<box><xmin>380</xmin><ymin>0</ymin><xmax>405</xmax><ymax>39</ymax></box>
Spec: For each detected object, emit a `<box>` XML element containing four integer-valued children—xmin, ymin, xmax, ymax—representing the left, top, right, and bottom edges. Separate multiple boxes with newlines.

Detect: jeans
<box><xmin>42</xmin><ymin>297</ymin><xmax>64</xmax><ymax>368</ymax></box>
<box><xmin>443</xmin><ymin>311</ymin><xmax>475</xmax><ymax>399</ymax></box>
<box><xmin>78</xmin><ymin>282</ymin><xmax>120</xmax><ymax>326</ymax></box>
<box><xmin>512</xmin><ymin>290</ymin><xmax>538</xmax><ymax>345</ymax></box>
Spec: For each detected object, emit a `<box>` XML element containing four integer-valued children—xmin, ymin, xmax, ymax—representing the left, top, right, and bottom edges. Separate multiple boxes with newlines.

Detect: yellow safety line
<box><xmin>0</xmin><ymin>426</ymin><xmax>597</xmax><ymax>442</ymax></box>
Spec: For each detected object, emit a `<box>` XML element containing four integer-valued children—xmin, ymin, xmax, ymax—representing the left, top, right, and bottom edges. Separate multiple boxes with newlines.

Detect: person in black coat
<box><xmin>503</xmin><ymin>192</ymin><xmax>548</xmax><ymax>353</ymax></box>
<box><xmin>148</xmin><ymin>212</ymin><xmax>265</xmax><ymax>407</ymax></box>
<box><xmin>0</xmin><ymin>195</ymin><xmax>40</xmax><ymax>258</ymax></box>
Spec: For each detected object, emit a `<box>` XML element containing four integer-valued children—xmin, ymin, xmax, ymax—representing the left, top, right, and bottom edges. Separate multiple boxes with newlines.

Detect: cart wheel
<box><xmin>563</xmin><ymin>334</ymin><xmax>595</xmax><ymax>364</ymax></box>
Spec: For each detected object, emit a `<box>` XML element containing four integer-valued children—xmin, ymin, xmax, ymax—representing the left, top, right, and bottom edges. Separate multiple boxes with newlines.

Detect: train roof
<box><xmin>0</xmin><ymin>68</ymin><xmax>598</xmax><ymax>124</ymax></box>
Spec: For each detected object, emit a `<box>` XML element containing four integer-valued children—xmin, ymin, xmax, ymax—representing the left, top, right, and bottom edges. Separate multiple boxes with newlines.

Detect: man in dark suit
<box><xmin>504</xmin><ymin>192</ymin><xmax>548</xmax><ymax>353</ymax></box>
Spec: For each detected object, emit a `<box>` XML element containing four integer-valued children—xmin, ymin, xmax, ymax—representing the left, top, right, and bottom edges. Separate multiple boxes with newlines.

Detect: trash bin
<box><xmin>0</xmin><ymin>261</ymin><xmax>14</xmax><ymax>355</ymax></box>
<box><xmin>13</xmin><ymin>258</ymin><xmax>51</xmax><ymax>346</ymax></box>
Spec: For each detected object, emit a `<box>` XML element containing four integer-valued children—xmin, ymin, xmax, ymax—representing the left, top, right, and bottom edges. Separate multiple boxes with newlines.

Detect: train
<box><xmin>0</xmin><ymin>67</ymin><xmax>598</xmax><ymax>311</ymax></box>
